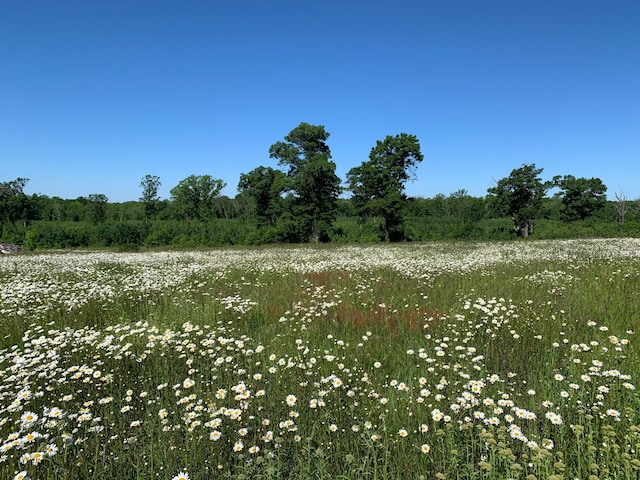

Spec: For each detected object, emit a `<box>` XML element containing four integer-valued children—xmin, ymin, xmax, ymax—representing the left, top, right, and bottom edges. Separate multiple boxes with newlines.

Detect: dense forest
<box><xmin>2</xmin><ymin>123</ymin><xmax>639</xmax><ymax>250</ymax></box>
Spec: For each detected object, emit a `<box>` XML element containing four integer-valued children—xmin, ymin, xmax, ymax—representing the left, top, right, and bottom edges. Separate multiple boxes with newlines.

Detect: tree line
<box><xmin>2</xmin><ymin>122</ymin><xmax>639</xmax><ymax>249</ymax></box>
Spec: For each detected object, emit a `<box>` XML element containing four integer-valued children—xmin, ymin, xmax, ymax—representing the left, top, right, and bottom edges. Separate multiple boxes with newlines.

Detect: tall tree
<box><xmin>487</xmin><ymin>164</ymin><xmax>549</xmax><ymax>237</ymax></box>
<box><xmin>237</xmin><ymin>166</ymin><xmax>287</xmax><ymax>225</ymax></box>
<box><xmin>139</xmin><ymin>174</ymin><xmax>162</xmax><ymax>222</ymax></box>
<box><xmin>170</xmin><ymin>175</ymin><xmax>226</xmax><ymax>221</ymax></box>
<box><xmin>86</xmin><ymin>193</ymin><xmax>109</xmax><ymax>224</ymax></box>
<box><xmin>269</xmin><ymin>122</ymin><xmax>341</xmax><ymax>242</ymax></box>
<box><xmin>347</xmin><ymin>133</ymin><xmax>424</xmax><ymax>241</ymax></box>
<box><xmin>0</xmin><ymin>178</ymin><xmax>31</xmax><ymax>229</ymax></box>
<box><xmin>552</xmin><ymin>175</ymin><xmax>607</xmax><ymax>221</ymax></box>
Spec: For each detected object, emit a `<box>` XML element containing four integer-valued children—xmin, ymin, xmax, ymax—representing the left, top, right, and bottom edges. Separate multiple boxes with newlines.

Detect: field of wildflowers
<box><xmin>1</xmin><ymin>239</ymin><xmax>639</xmax><ymax>479</ymax></box>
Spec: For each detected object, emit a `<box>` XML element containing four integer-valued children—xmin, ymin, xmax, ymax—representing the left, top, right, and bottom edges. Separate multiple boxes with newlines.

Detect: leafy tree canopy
<box><xmin>140</xmin><ymin>174</ymin><xmax>162</xmax><ymax>221</ymax></box>
<box><xmin>487</xmin><ymin>164</ymin><xmax>549</xmax><ymax>237</ymax></box>
<box><xmin>0</xmin><ymin>178</ymin><xmax>32</xmax><ymax>227</ymax></box>
<box><xmin>268</xmin><ymin>122</ymin><xmax>340</xmax><ymax>242</ymax></box>
<box><xmin>170</xmin><ymin>175</ymin><xmax>226</xmax><ymax>221</ymax></box>
<box><xmin>347</xmin><ymin>133</ymin><xmax>423</xmax><ymax>241</ymax></box>
<box><xmin>552</xmin><ymin>175</ymin><xmax>607</xmax><ymax>221</ymax></box>
<box><xmin>269</xmin><ymin>122</ymin><xmax>331</xmax><ymax>176</ymax></box>
<box><xmin>237</xmin><ymin>166</ymin><xmax>287</xmax><ymax>225</ymax></box>
<box><xmin>86</xmin><ymin>193</ymin><xmax>109</xmax><ymax>224</ymax></box>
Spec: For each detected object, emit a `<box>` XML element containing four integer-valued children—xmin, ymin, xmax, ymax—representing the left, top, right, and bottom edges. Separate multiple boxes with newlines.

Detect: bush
<box><xmin>10</xmin><ymin>215</ymin><xmax>640</xmax><ymax>251</ymax></box>
<box><xmin>94</xmin><ymin>222</ymin><xmax>150</xmax><ymax>247</ymax></box>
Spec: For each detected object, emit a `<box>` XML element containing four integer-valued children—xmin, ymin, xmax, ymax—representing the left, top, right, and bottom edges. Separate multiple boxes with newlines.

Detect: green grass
<box><xmin>0</xmin><ymin>240</ymin><xmax>639</xmax><ymax>479</ymax></box>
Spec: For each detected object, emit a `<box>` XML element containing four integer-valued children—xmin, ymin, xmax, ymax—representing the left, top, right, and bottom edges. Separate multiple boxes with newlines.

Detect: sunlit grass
<box><xmin>1</xmin><ymin>239</ymin><xmax>639</xmax><ymax>479</ymax></box>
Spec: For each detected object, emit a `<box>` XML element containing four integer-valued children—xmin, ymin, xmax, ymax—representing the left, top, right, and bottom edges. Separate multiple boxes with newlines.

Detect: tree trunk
<box><xmin>513</xmin><ymin>217</ymin><xmax>532</xmax><ymax>238</ymax></box>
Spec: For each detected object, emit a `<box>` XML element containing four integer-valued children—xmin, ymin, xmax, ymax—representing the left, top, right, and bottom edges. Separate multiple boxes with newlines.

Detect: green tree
<box><xmin>65</xmin><ymin>197</ymin><xmax>89</xmax><ymax>222</ymax></box>
<box><xmin>429</xmin><ymin>193</ymin><xmax>448</xmax><ymax>217</ymax></box>
<box><xmin>0</xmin><ymin>178</ymin><xmax>30</xmax><ymax>229</ymax></box>
<box><xmin>346</xmin><ymin>133</ymin><xmax>424</xmax><ymax>241</ymax></box>
<box><xmin>139</xmin><ymin>174</ymin><xmax>162</xmax><ymax>222</ymax></box>
<box><xmin>552</xmin><ymin>175</ymin><xmax>607</xmax><ymax>221</ymax></box>
<box><xmin>447</xmin><ymin>189</ymin><xmax>487</xmax><ymax>223</ymax></box>
<box><xmin>237</xmin><ymin>166</ymin><xmax>287</xmax><ymax>225</ymax></box>
<box><xmin>170</xmin><ymin>175</ymin><xmax>226</xmax><ymax>221</ymax></box>
<box><xmin>86</xmin><ymin>193</ymin><xmax>109</xmax><ymax>224</ymax></box>
<box><xmin>269</xmin><ymin>122</ymin><xmax>341</xmax><ymax>242</ymax></box>
<box><xmin>487</xmin><ymin>164</ymin><xmax>549</xmax><ymax>237</ymax></box>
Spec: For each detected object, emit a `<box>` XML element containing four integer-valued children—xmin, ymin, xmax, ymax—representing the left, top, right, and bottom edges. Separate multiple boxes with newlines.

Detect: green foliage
<box><xmin>86</xmin><ymin>193</ymin><xmax>109</xmax><ymax>224</ymax></box>
<box><xmin>347</xmin><ymin>133</ymin><xmax>424</xmax><ymax>241</ymax></box>
<box><xmin>14</xmin><ymin>214</ymin><xmax>640</xmax><ymax>250</ymax></box>
<box><xmin>237</xmin><ymin>166</ymin><xmax>287</xmax><ymax>225</ymax></box>
<box><xmin>94</xmin><ymin>222</ymin><xmax>150</xmax><ymax>248</ymax></box>
<box><xmin>403</xmin><ymin>216</ymin><xmax>514</xmax><ymax>241</ymax></box>
<box><xmin>3</xmin><ymin>148</ymin><xmax>639</xmax><ymax>249</ymax></box>
<box><xmin>553</xmin><ymin>174</ymin><xmax>607</xmax><ymax>221</ymax></box>
<box><xmin>269</xmin><ymin>122</ymin><xmax>341</xmax><ymax>242</ymax></box>
<box><xmin>170</xmin><ymin>175</ymin><xmax>226</xmax><ymax>221</ymax></box>
<box><xmin>329</xmin><ymin>216</ymin><xmax>385</xmax><ymax>243</ymax></box>
<box><xmin>446</xmin><ymin>189</ymin><xmax>487</xmax><ymax>223</ymax></box>
<box><xmin>487</xmin><ymin>164</ymin><xmax>549</xmax><ymax>237</ymax></box>
<box><xmin>139</xmin><ymin>174</ymin><xmax>162</xmax><ymax>221</ymax></box>
<box><xmin>0</xmin><ymin>178</ymin><xmax>40</xmax><ymax>235</ymax></box>
<box><xmin>22</xmin><ymin>222</ymin><xmax>92</xmax><ymax>249</ymax></box>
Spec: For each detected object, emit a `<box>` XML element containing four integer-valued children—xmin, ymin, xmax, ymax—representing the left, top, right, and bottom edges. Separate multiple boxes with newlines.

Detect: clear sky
<box><xmin>1</xmin><ymin>0</ymin><xmax>638</xmax><ymax>202</ymax></box>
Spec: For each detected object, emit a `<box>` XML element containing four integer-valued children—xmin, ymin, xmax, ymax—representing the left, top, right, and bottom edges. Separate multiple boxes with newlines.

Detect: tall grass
<box><xmin>1</xmin><ymin>240</ymin><xmax>639</xmax><ymax>479</ymax></box>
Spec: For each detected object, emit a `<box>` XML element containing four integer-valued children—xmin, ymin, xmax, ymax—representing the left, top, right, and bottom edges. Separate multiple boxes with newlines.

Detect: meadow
<box><xmin>1</xmin><ymin>239</ymin><xmax>639</xmax><ymax>480</ymax></box>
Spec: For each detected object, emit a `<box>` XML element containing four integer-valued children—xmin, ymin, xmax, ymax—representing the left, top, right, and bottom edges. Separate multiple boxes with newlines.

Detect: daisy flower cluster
<box><xmin>0</xmin><ymin>239</ymin><xmax>638</xmax><ymax>479</ymax></box>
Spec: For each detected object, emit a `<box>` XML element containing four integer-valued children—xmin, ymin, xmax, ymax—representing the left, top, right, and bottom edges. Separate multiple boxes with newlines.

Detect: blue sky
<box><xmin>1</xmin><ymin>0</ymin><xmax>638</xmax><ymax>202</ymax></box>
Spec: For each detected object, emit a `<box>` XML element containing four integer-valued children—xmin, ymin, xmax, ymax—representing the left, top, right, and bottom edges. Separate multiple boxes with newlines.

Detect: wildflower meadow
<box><xmin>1</xmin><ymin>239</ymin><xmax>639</xmax><ymax>479</ymax></box>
